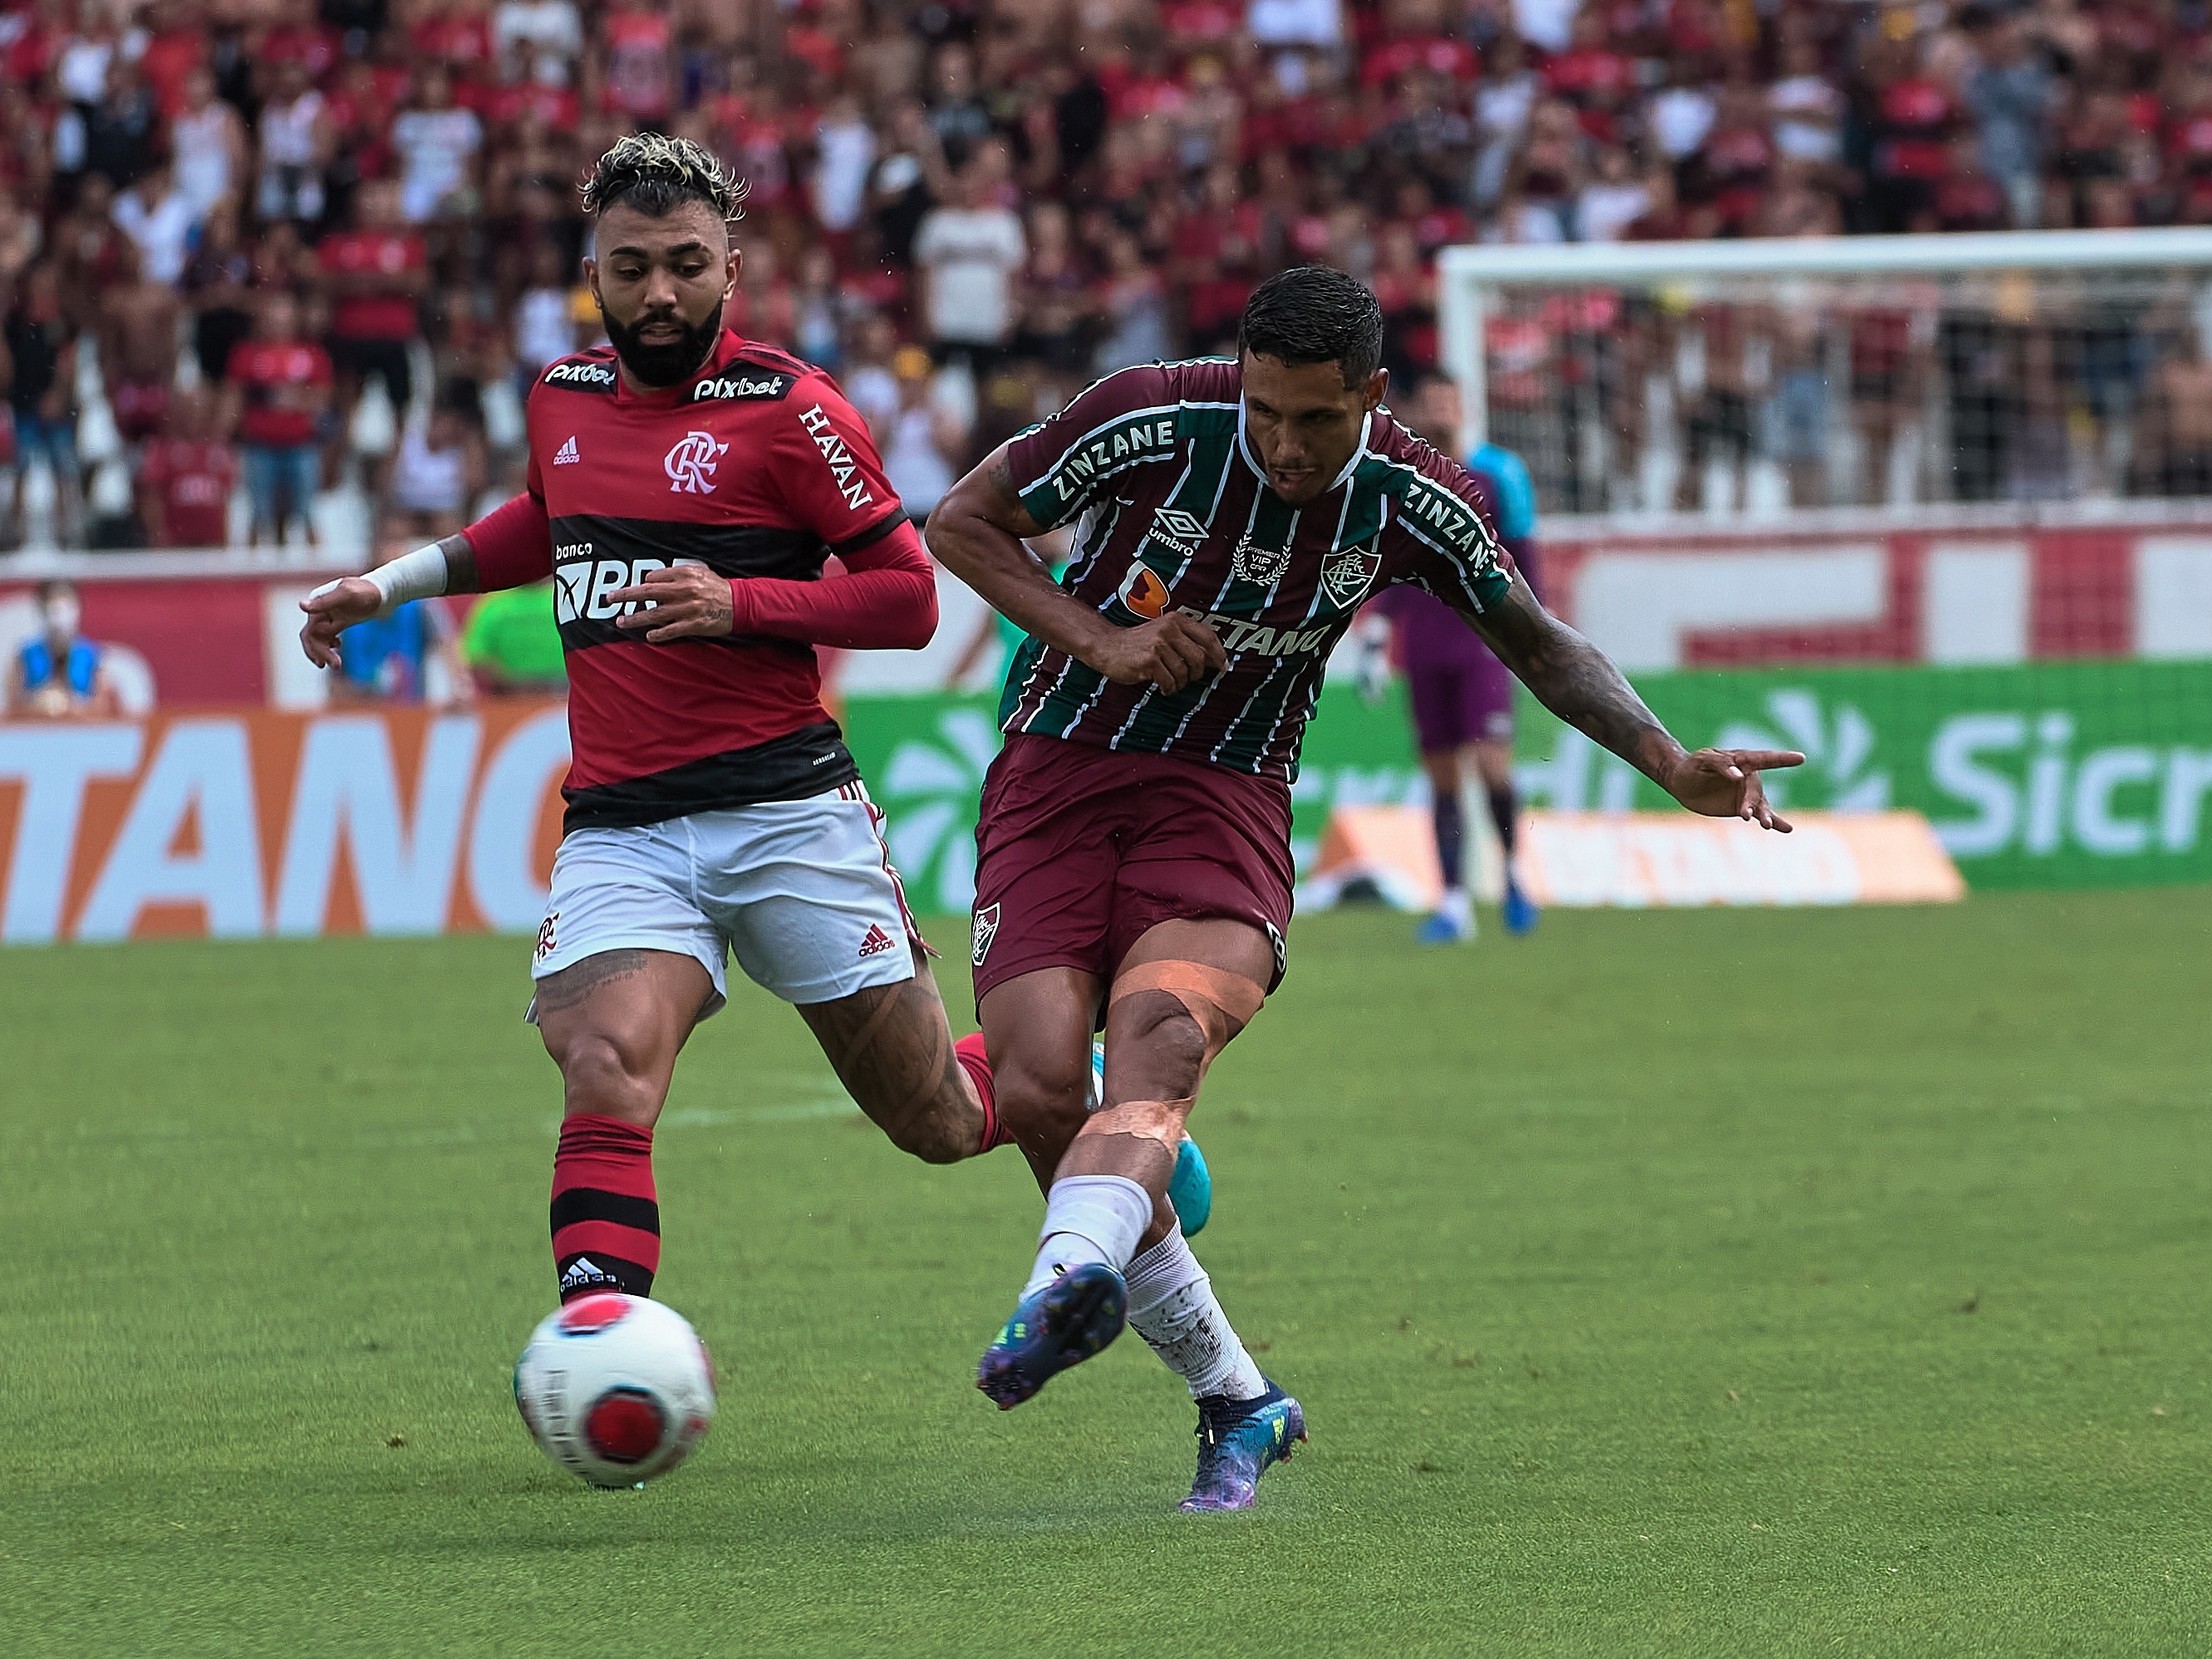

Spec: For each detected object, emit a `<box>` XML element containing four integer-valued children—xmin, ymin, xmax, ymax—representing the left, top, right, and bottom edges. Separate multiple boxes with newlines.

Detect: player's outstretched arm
<box><xmin>298</xmin><ymin>493</ymin><xmax>551</xmax><ymax>669</ymax></box>
<box><xmin>931</xmin><ymin>444</ymin><xmax>1228</xmax><ymax>695</ymax></box>
<box><xmin>1462</xmin><ymin>573</ymin><xmax>1805</xmax><ymax>832</ymax></box>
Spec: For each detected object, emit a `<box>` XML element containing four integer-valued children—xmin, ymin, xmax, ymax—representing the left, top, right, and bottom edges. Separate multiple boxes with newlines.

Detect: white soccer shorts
<box><xmin>528</xmin><ymin>782</ymin><xmax>921</xmax><ymax>1017</ymax></box>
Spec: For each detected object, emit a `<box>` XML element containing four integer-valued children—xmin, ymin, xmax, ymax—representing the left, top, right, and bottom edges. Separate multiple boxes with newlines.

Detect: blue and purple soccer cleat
<box><xmin>976</xmin><ymin>1262</ymin><xmax>1128</xmax><ymax>1410</ymax></box>
<box><xmin>1182</xmin><ymin>1381</ymin><xmax>1307</xmax><ymax>1511</ymax></box>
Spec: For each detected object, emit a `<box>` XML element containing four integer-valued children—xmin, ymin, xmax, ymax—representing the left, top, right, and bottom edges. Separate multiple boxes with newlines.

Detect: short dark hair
<box><xmin>580</xmin><ymin>134</ymin><xmax>748</xmax><ymax>223</ymax></box>
<box><xmin>1237</xmin><ymin>266</ymin><xmax>1385</xmax><ymax>390</ymax></box>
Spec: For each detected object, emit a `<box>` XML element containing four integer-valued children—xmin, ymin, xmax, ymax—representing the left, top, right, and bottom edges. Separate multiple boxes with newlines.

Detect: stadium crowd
<box><xmin>4</xmin><ymin>0</ymin><xmax>2212</xmax><ymax>557</ymax></box>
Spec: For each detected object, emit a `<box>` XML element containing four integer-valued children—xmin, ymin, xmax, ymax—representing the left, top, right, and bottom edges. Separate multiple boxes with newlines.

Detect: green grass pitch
<box><xmin>6</xmin><ymin>890</ymin><xmax>2211</xmax><ymax>1657</ymax></box>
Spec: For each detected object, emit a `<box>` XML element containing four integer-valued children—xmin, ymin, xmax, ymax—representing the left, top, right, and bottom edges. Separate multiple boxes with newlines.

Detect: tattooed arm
<box><xmin>1460</xmin><ymin>573</ymin><xmax>1805</xmax><ymax>832</ymax></box>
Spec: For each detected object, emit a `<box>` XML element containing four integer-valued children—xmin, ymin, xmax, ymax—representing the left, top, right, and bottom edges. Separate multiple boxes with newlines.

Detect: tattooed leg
<box><xmin>533</xmin><ymin>948</ymin><xmax>716</xmax><ymax>1128</ymax></box>
<box><xmin>797</xmin><ymin>945</ymin><xmax>989</xmax><ymax>1164</ymax></box>
<box><xmin>532</xmin><ymin>947</ymin><xmax>715</xmax><ymax>1300</ymax></box>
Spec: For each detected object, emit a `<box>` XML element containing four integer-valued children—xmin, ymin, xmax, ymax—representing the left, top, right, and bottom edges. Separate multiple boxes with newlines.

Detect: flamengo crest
<box><xmin>665</xmin><ymin>430</ymin><xmax>730</xmax><ymax>493</ymax></box>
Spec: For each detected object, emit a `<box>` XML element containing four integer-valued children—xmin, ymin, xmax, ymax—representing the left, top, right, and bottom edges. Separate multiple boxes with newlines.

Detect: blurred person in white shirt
<box><xmin>912</xmin><ymin>163</ymin><xmax>1026</xmax><ymax>377</ymax></box>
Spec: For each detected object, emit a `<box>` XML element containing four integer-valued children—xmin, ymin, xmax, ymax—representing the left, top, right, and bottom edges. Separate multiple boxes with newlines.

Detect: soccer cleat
<box><xmin>1170</xmin><ymin>1136</ymin><xmax>1212</xmax><ymax>1235</ymax></box>
<box><xmin>976</xmin><ymin>1262</ymin><xmax>1128</xmax><ymax>1410</ymax></box>
<box><xmin>1502</xmin><ymin>879</ymin><xmax>1540</xmax><ymax>936</ymax></box>
<box><xmin>1182</xmin><ymin>1382</ymin><xmax>1307</xmax><ymax>1511</ymax></box>
<box><xmin>1415</xmin><ymin>909</ymin><xmax>1473</xmax><ymax>945</ymax></box>
<box><xmin>1092</xmin><ymin>1039</ymin><xmax>1214</xmax><ymax>1237</ymax></box>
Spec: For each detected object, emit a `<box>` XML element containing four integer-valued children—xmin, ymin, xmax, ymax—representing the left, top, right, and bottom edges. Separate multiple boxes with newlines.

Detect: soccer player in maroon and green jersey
<box><xmin>931</xmin><ymin>265</ymin><xmax>1805</xmax><ymax>1509</ymax></box>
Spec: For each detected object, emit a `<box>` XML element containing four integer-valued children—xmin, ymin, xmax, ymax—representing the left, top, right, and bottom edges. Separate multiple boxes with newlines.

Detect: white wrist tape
<box><xmin>365</xmin><ymin>543</ymin><xmax>450</xmax><ymax>616</ymax></box>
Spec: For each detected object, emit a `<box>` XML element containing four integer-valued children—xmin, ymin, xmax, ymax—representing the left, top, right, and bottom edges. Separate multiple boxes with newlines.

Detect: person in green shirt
<box><xmin>459</xmin><ymin>582</ymin><xmax>566</xmax><ymax>695</ymax></box>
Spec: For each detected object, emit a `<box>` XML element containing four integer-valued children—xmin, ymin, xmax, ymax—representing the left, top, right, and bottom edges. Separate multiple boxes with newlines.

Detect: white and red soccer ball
<box><xmin>514</xmin><ymin>1293</ymin><xmax>715</xmax><ymax>1488</ymax></box>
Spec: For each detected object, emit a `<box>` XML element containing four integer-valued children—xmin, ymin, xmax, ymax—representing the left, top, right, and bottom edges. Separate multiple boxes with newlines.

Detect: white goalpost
<box><xmin>1435</xmin><ymin>228</ymin><xmax>2212</xmax><ymax>524</ymax></box>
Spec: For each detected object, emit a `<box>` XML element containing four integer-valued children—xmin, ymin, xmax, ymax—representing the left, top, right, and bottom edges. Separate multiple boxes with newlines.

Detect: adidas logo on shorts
<box><xmin>858</xmin><ymin>924</ymin><xmax>897</xmax><ymax>959</ymax></box>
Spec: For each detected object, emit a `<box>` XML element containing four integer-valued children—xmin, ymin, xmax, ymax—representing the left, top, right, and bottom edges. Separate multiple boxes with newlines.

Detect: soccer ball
<box><xmin>514</xmin><ymin>1293</ymin><xmax>716</xmax><ymax>1489</ymax></box>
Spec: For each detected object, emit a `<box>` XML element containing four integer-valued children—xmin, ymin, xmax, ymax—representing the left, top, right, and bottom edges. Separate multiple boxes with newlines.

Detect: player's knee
<box><xmin>993</xmin><ymin>1044</ymin><xmax>1091</xmax><ymax>1156</ymax></box>
<box><xmin>1108</xmin><ymin>995</ymin><xmax>1207</xmax><ymax>1102</ymax></box>
<box><xmin>556</xmin><ymin>1033</ymin><xmax>661</xmax><ymax>1126</ymax></box>
<box><xmin>879</xmin><ymin>1092</ymin><xmax>972</xmax><ymax>1165</ymax></box>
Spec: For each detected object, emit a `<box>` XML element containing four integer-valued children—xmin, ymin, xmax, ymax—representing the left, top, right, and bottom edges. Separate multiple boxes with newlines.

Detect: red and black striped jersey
<box><xmin>523</xmin><ymin>330</ymin><xmax>912</xmax><ymax>828</ymax></box>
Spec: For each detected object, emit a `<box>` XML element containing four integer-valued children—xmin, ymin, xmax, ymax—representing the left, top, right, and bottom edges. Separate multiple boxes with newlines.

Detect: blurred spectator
<box><xmin>180</xmin><ymin>197</ymin><xmax>253</xmax><ymax>387</ymax></box>
<box><xmin>912</xmin><ymin>162</ymin><xmax>1025</xmax><ymax>375</ymax></box>
<box><xmin>136</xmin><ymin>386</ymin><xmax>239</xmax><ymax>548</ymax></box>
<box><xmin>1966</xmin><ymin>8</ymin><xmax>2055</xmax><ymax>229</ymax></box>
<box><xmin>514</xmin><ymin>241</ymin><xmax>578</xmax><ymax>376</ymax></box>
<box><xmin>170</xmin><ymin>65</ymin><xmax>248</xmax><ymax>221</ymax></box>
<box><xmin>460</xmin><ymin>580</ymin><xmax>567</xmax><ymax>695</ymax></box>
<box><xmin>495</xmin><ymin>0</ymin><xmax>585</xmax><ymax>82</ymax></box>
<box><xmin>2131</xmin><ymin>323</ymin><xmax>2212</xmax><ymax>495</ymax></box>
<box><xmin>321</xmin><ymin>179</ymin><xmax>425</xmax><ymax>488</ymax></box>
<box><xmin>1092</xmin><ymin>228</ymin><xmax>1170</xmax><ymax>375</ymax></box>
<box><xmin>111</xmin><ymin>160</ymin><xmax>195</xmax><ymax>287</ymax></box>
<box><xmin>2</xmin><ymin>262</ymin><xmax>81</xmax><ymax>549</ymax></box>
<box><xmin>99</xmin><ymin>243</ymin><xmax>179</xmax><ymax>445</ymax></box>
<box><xmin>6</xmin><ymin>579</ymin><xmax>120</xmax><ymax>718</ymax></box>
<box><xmin>224</xmin><ymin>292</ymin><xmax>329</xmax><ymax>549</ymax></box>
<box><xmin>254</xmin><ymin>56</ymin><xmax>332</xmax><ymax>226</ymax></box>
<box><xmin>384</xmin><ymin>385</ymin><xmax>486</xmax><ymax>543</ymax></box>
<box><xmin>879</xmin><ymin>345</ymin><xmax>963</xmax><ymax>521</ymax></box>
<box><xmin>390</xmin><ymin>66</ymin><xmax>482</xmax><ymax>224</ymax></box>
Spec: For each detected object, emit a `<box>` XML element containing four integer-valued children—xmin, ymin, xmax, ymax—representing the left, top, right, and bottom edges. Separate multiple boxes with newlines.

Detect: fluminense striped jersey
<box><xmin>998</xmin><ymin>358</ymin><xmax>1516</xmax><ymax>780</ymax></box>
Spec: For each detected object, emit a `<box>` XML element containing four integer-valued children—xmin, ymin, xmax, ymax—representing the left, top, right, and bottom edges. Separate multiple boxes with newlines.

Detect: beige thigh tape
<box><xmin>1108</xmin><ymin>960</ymin><xmax>1266</xmax><ymax>1053</ymax></box>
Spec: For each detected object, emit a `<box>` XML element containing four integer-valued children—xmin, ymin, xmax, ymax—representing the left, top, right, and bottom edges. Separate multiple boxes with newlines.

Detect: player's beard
<box><xmin>602</xmin><ymin>298</ymin><xmax>725</xmax><ymax>389</ymax></box>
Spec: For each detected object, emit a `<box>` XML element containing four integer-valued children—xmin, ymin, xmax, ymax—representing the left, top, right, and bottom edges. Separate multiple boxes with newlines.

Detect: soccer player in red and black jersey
<box><xmin>930</xmin><ymin>266</ymin><xmax>1806</xmax><ymax>1509</ymax></box>
<box><xmin>299</xmin><ymin>136</ymin><xmax>1022</xmax><ymax>1313</ymax></box>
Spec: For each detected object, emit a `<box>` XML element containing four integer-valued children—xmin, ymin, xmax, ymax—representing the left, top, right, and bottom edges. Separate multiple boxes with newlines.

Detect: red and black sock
<box><xmin>954</xmin><ymin>1031</ymin><xmax>1013</xmax><ymax>1152</ymax></box>
<box><xmin>551</xmin><ymin>1113</ymin><xmax>661</xmax><ymax>1301</ymax></box>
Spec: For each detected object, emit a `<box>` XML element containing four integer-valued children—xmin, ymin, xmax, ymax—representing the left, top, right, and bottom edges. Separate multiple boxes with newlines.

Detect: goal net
<box><xmin>1436</xmin><ymin>229</ymin><xmax>2212</xmax><ymax>519</ymax></box>
<box><xmin>1428</xmin><ymin>229</ymin><xmax>2212</xmax><ymax>893</ymax></box>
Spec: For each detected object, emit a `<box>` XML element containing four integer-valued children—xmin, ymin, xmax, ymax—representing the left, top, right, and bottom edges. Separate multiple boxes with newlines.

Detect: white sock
<box><xmin>1438</xmin><ymin>886</ymin><xmax>1472</xmax><ymax>927</ymax></box>
<box><xmin>1020</xmin><ymin>1174</ymin><xmax>1153</xmax><ymax>1298</ymax></box>
<box><xmin>1123</xmin><ymin>1229</ymin><xmax>1269</xmax><ymax>1401</ymax></box>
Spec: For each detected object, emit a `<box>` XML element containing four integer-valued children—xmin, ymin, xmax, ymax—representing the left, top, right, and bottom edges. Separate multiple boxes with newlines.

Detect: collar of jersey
<box><xmin>1235</xmin><ymin>398</ymin><xmax>1374</xmax><ymax>500</ymax></box>
<box><xmin>613</xmin><ymin>326</ymin><xmax>742</xmax><ymax>406</ymax></box>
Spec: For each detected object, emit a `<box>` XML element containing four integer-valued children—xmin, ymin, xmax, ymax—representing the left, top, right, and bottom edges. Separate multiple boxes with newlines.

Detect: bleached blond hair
<box><xmin>578</xmin><ymin>134</ymin><xmax>748</xmax><ymax>223</ymax></box>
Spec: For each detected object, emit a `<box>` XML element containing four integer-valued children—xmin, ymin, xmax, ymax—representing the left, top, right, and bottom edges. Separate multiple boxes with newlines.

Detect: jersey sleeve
<box><xmin>1001</xmin><ymin>364</ymin><xmax>1182</xmax><ymax>531</ymax></box>
<box><xmin>1380</xmin><ymin>447</ymin><xmax>1516</xmax><ymax>617</ymax></box>
<box><xmin>765</xmin><ymin>375</ymin><xmax>908</xmax><ymax>553</ymax></box>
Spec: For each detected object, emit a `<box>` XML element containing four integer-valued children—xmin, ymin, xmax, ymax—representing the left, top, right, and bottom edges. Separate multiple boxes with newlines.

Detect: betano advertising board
<box><xmin>0</xmin><ymin>661</ymin><xmax>2203</xmax><ymax>941</ymax></box>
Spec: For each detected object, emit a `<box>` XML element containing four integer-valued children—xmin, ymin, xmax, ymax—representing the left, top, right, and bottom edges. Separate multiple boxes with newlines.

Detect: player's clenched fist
<box><xmin>610</xmin><ymin>563</ymin><xmax>735</xmax><ymax>644</ymax></box>
<box><xmin>1087</xmin><ymin>614</ymin><xmax>1229</xmax><ymax>695</ymax></box>
<box><xmin>297</xmin><ymin>576</ymin><xmax>385</xmax><ymax>670</ymax></box>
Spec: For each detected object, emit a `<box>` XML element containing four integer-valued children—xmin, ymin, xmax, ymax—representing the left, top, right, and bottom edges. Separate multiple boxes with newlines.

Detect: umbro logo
<box><xmin>553</xmin><ymin>434</ymin><xmax>580</xmax><ymax>466</ymax></box>
<box><xmin>1149</xmin><ymin>507</ymin><xmax>1209</xmax><ymax>558</ymax></box>
<box><xmin>858</xmin><ymin>923</ymin><xmax>897</xmax><ymax>959</ymax></box>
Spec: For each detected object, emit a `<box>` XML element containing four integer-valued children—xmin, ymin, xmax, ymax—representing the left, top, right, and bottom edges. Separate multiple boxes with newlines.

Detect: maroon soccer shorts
<box><xmin>1407</xmin><ymin>650</ymin><xmax>1516</xmax><ymax>754</ymax></box>
<box><xmin>969</xmin><ymin>734</ymin><xmax>1295</xmax><ymax>1011</ymax></box>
